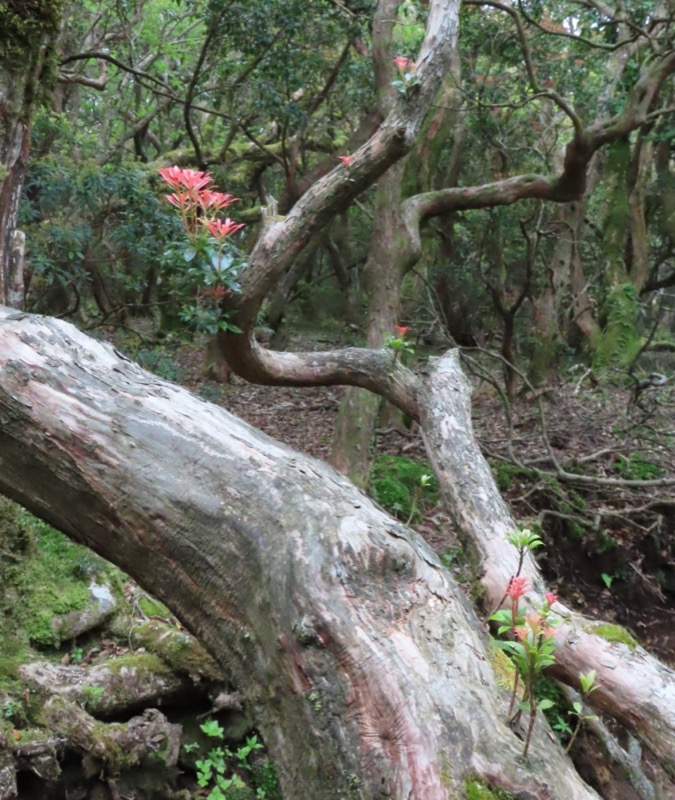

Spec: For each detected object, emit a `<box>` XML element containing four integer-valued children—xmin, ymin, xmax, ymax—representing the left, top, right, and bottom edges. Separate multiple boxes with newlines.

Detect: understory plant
<box><xmin>158</xmin><ymin>166</ymin><xmax>246</xmax><ymax>335</ymax></box>
<box><xmin>391</xmin><ymin>56</ymin><xmax>420</xmax><ymax>93</ymax></box>
<box><xmin>565</xmin><ymin>670</ymin><xmax>598</xmax><ymax>753</ymax></box>
<box><xmin>384</xmin><ymin>325</ymin><xmax>414</xmax><ymax>362</ymax></box>
<box><xmin>490</xmin><ymin>529</ymin><xmax>559</xmax><ymax>758</ymax></box>
<box><xmin>184</xmin><ymin>719</ymin><xmax>278</xmax><ymax>799</ymax></box>
<box><xmin>491</xmin><ymin>529</ymin><xmax>602</xmax><ymax>758</ymax></box>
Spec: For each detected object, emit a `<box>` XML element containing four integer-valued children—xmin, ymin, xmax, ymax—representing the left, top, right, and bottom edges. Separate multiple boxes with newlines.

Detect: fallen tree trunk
<box><xmin>0</xmin><ymin>309</ymin><xmax>597</xmax><ymax>799</ymax></box>
<box><xmin>421</xmin><ymin>351</ymin><xmax>675</xmax><ymax>783</ymax></box>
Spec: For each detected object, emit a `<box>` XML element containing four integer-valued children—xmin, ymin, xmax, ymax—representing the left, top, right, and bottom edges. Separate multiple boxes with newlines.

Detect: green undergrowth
<box><xmin>369</xmin><ymin>455</ymin><xmax>439</xmax><ymax>522</ymax></box>
<box><xmin>489</xmin><ymin>461</ymin><xmax>536</xmax><ymax>493</ymax></box>
<box><xmin>611</xmin><ymin>454</ymin><xmax>664</xmax><ymax>480</ymax></box>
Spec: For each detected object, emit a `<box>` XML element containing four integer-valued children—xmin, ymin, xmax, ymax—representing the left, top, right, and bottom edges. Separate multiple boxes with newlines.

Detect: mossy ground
<box><xmin>0</xmin><ymin>497</ymin><xmax>114</xmax><ymax>685</ymax></box>
<box><xmin>369</xmin><ymin>454</ymin><xmax>439</xmax><ymax>522</ymax></box>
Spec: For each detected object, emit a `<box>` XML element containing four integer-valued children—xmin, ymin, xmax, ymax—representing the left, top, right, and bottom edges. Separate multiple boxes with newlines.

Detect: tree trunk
<box><xmin>421</xmin><ymin>350</ymin><xmax>675</xmax><ymax>783</ymax></box>
<box><xmin>0</xmin><ymin>308</ymin><xmax>600</xmax><ymax>799</ymax></box>
<box><xmin>0</xmin><ymin>3</ymin><xmax>61</xmax><ymax>307</ymax></box>
<box><xmin>331</xmin><ymin>163</ymin><xmax>405</xmax><ymax>486</ymax></box>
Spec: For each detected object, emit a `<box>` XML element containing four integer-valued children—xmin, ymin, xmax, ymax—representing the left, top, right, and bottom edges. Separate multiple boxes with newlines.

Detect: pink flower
<box><xmin>198</xmin><ymin>190</ymin><xmax>238</xmax><ymax>213</ymax></box>
<box><xmin>506</xmin><ymin>576</ymin><xmax>529</xmax><ymax>601</ymax></box>
<box><xmin>544</xmin><ymin>592</ymin><xmax>558</xmax><ymax>607</ymax></box>
<box><xmin>157</xmin><ymin>166</ymin><xmax>187</xmax><ymax>189</ymax></box>
<box><xmin>207</xmin><ymin>285</ymin><xmax>228</xmax><ymax>301</ymax></box>
<box><xmin>158</xmin><ymin>166</ymin><xmax>212</xmax><ymax>192</ymax></box>
<box><xmin>393</xmin><ymin>56</ymin><xmax>409</xmax><ymax>71</ymax></box>
<box><xmin>514</xmin><ymin>627</ymin><xmax>530</xmax><ymax>641</ymax></box>
<box><xmin>164</xmin><ymin>192</ymin><xmax>192</xmax><ymax>209</ymax></box>
<box><xmin>338</xmin><ymin>155</ymin><xmax>353</xmax><ymax>167</ymax></box>
<box><xmin>541</xmin><ymin>626</ymin><xmax>558</xmax><ymax>640</ymax></box>
<box><xmin>207</xmin><ymin>218</ymin><xmax>245</xmax><ymax>240</ymax></box>
<box><xmin>525</xmin><ymin>611</ymin><xmax>543</xmax><ymax>631</ymax></box>
<box><xmin>395</xmin><ymin>325</ymin><xmax>410</xmax><ymax>338</ymax></box>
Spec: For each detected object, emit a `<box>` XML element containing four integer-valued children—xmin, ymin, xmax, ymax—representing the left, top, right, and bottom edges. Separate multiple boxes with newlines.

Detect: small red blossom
<box><xmin>165</xmin><ymin>192</ymin><xmax>192</xmax><ymax>209</ymax></box>
<box><xmin>198</xmin><ymin>190</ymin><xmax>238</xmax><ymax>213</ymax></box>
<box><xmin>395</xmin><ymin>325</ymin><xmax>410</xmax><ymax>338</ymax></box>
<box><xmin>158</xmin><ymin>166</ymin><xmax>212</xmax><ymax>192</ymax></box>
<box><xmin>541</xmin><ymin>626</ymin><xmax>558</xmax><ymax>639</ymax></box>
<box><xmin>514</xmin><ymin>627</ymin><xmax>530</xmax><ymax>641</ymax></box>
<box><xmin>207</xmin><ymin>218</ymin><xmax>245</xmax><ymax>240</ymax></box>
<box><xmin>393</xmin><ymin>56</ymin><xmax>409</xmax><ymax>71</ymax></box>
<box><xmin>157</xmin><ymin>165</ymin><xmax>188</xmax><ymax>189</ymax></box>
<box><xmin>206</xmin><ymin>284</ymin><xmax>228</xmax><ymax>301</ymax></box>
<box><xmin>338</xmin><ymin>155</ymin><xmax>354</xmax><ymax>167</ymax></box>
<box><xmin>525</xmin><ymin>611</ymin><xmax>543</xmax><ymax>631</ymax></box>
<box><xmin>544</xmin><ymin>592</ymin><xmax>558</xmax><ymax>607</ymax></box>
<box><xmin>506</xmin><ymin>576</ymin><xmax>529</xmax><ymax>601</ymax></box>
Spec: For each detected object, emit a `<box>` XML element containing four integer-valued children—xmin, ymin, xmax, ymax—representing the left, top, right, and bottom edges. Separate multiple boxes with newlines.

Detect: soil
<box><xmin>166</xmin><ymin>338</ymin><xmax>675</xmax><ymax>666</ymax></box>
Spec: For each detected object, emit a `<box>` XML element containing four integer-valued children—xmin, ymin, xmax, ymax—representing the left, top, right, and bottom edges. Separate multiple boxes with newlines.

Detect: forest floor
<box><xmin>147</xmin><ymin>332</ymin><xmax>675</xmax><ymax>666</ymax></box>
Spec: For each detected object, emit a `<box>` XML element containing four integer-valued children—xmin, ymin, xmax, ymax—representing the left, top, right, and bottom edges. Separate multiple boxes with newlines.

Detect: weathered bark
<box><xmin>421</xmin><ymin>351</ymin><xmax>675</xmax><ymax>783</ymax></box>
<box><xmin>329</xmin><ymin>0</ymin><xmax>405</xmax><ymax>486</ymax></box>
<box><xmin>0</xmin><ymin>309</ymin><xmax>598</xmax><ymax>799</ymax></box>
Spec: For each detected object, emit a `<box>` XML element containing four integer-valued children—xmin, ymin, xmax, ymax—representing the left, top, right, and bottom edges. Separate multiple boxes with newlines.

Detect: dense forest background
<box><xmin>0</xmin><ymin>0</ymin><xmax>674</xmax><ymax>798</ymax></box>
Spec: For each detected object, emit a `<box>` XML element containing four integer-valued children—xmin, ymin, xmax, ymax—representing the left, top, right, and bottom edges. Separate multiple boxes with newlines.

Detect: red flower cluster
<box><xmin>207</xmin><ymin>218</ymin><xmax>244</xmax><ymax>241</ymax></box>
<box><xmin>393</xmin><ymin>56</ymin><xmax>417</xmax><ymax>72</ymax></box>
<box><xmin>338</xmin><ymin>155</ymin><xmax>353</xmax><ymax>167</ymax></box>
<box><xmin>395</xmin><ymin>325</ymin><xmax>410</xmax><ymax>338</ymax></box>
<box><xmin>157</xmin><ymin>166</ymin><xmax>243</xmax><ymax>240</ymax></box>
<box><xmin>506</xmin><ymin>576</ymin><xmax>529</xmax><ymax>601</ymax></box>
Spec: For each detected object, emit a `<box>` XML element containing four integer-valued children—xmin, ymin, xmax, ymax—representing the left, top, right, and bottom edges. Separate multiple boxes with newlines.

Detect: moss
<box><xmin>612</xmin><ymin>454</ymin><xmax>664</xmax><ymax>480</ymax></box>
<box><xmin>487</xmin><ymin>642</ymin><xmax>517</xmax><ymax>690</ymax></box>
<box><xmin>22</xmin><ymin>522</ymin><xmax>106</xmax><ymax>647</ymax></box>
<box><xmin>592</xmin><ymin>284</ymin><xmax>641</xmax><ymax>368</ymax></box>
<box><xmin>590</xmin><ymin>623</ymin><xmax>637</xmax><ymax>651</ymax></box>
<box><xmin>369</xmin><ymin>455</ymin><xmax>439</xmax><ymax>521</ymax></box>
<box><xmin>105</xmin><ymin>652</ymin><xmax>170</xmax><ymax>677</ymax></box>
<box><xmin>0</xmin><ymin>498</ymin><xmax>114</xmax><ymax>682</ymax></box>
<box><xmin>490</xmin><ymin>461</ymin><xmax>535</xmax><ymax>493</ymax></box>
<box><xmin>138</xmin><ymin>595</ymin><xmax>171</xmax><ymax>618</ymax></box>
<box><xmin>128</xmin><ymin>619</ymin><xmax>221</xmax><ymax>679</ymax></box>
<box><xmin>464</xmin><ymin>777</ymin><xmax>515</xmax><ymax>799</ymax></box>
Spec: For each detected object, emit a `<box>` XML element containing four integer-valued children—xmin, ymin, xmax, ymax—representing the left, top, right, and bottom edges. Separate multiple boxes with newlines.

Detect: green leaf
<box><xmin>183</xmin><ymin>245</ymin><xmax>197</xmax><ymax>262</ymax></box>
<box><xmin>201</xmin><ymin>719</ymin><xmax>225</xmax><ymax>739</ymax></box>
<box><xmin>579</xmin><ymin>669</ymin><xmax>597</xmax><ymax>694</ymax></box>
